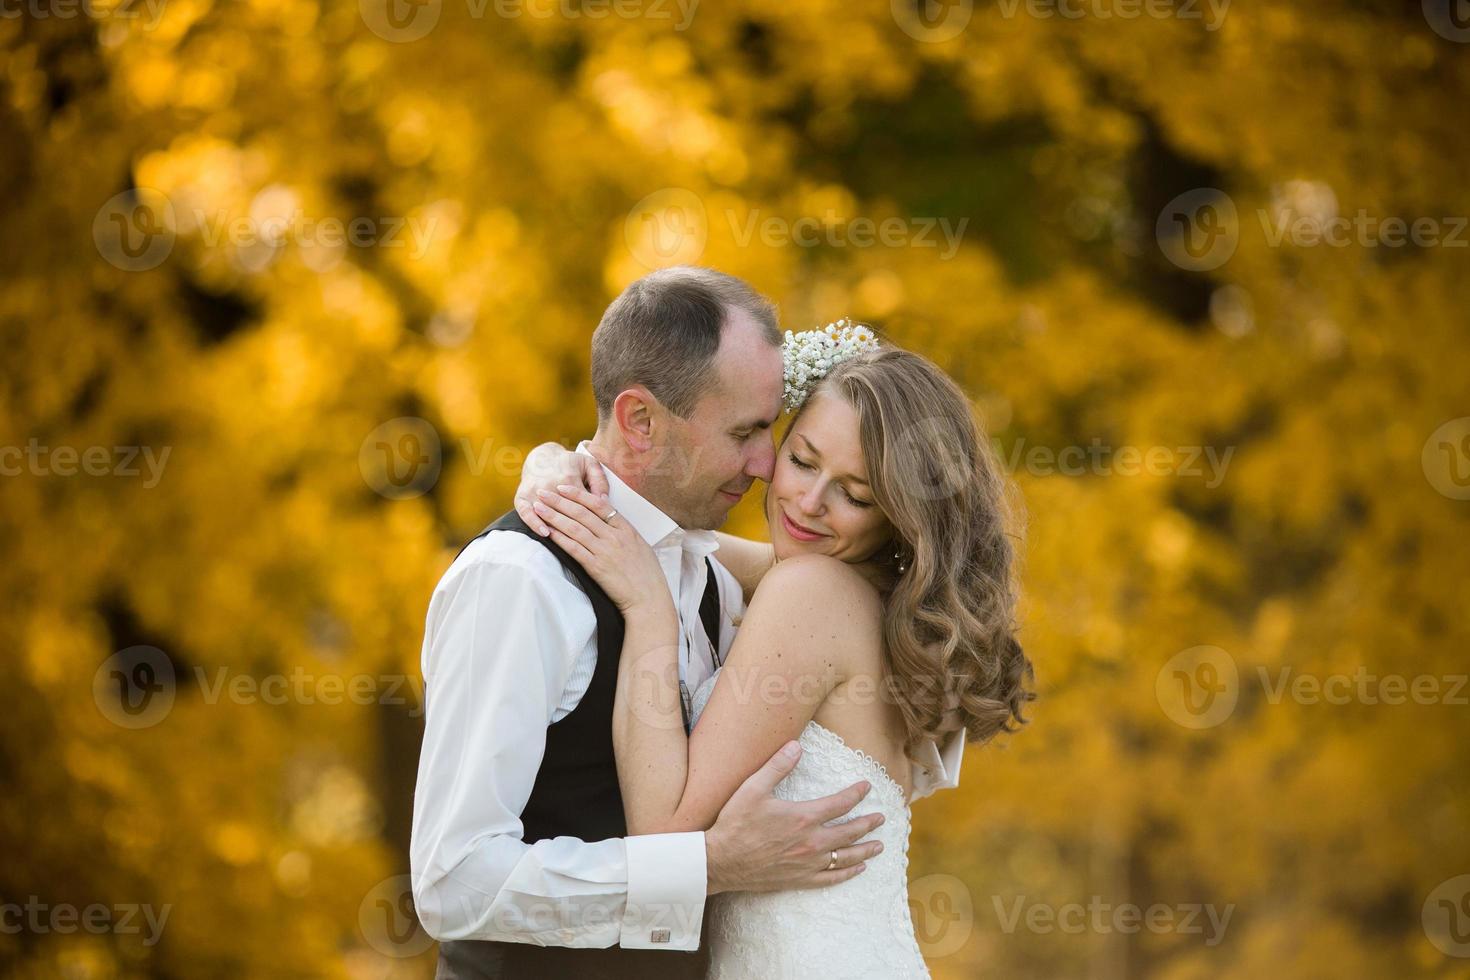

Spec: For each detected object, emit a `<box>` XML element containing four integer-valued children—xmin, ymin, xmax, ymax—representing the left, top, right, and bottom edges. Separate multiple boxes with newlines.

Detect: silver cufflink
<box><xmin>650</xmin><ymin>928</ymin><xmax>671</xmax><ymax>943</ymax></box>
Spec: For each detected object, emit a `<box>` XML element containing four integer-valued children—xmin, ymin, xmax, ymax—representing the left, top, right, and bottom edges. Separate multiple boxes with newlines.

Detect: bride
<box><xmin>522</xmin><ymin>328</ymin><xmax>1033</xmax><ymax>978</ymax></box>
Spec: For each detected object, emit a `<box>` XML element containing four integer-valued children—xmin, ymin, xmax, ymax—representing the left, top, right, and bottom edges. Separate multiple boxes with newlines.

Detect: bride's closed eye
<box><xmin>787</xmin><ymin>452</ymin><xmax>873</xmax><ymax>508</ymax></box>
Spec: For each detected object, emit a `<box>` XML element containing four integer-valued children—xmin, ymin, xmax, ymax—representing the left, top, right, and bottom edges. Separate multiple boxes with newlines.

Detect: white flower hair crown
<box><xmin>782</xmin><ymin>318</ymin><xmax>881</xmax><ymax>413</ymax></box>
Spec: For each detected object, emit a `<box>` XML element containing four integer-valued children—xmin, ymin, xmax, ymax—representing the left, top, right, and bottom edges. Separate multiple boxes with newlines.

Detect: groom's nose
<box><xmin>746</xmin><ymin>439</ymin><xmax>775</xmax><ymax>483</ymax></box>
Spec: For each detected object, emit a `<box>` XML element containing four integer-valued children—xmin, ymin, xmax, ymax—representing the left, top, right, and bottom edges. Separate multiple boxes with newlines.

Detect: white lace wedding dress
<box><xmin>689</xmin><ymin>666</ymin><xmax>931</xmax><ymax>979</ymax></box>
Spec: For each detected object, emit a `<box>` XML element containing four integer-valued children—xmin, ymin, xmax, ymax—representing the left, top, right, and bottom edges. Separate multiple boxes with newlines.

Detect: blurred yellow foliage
<box><xmin>2</xmin><ymin>0</ymin><xmax>1467</xmax><ymax>976</ymax></box>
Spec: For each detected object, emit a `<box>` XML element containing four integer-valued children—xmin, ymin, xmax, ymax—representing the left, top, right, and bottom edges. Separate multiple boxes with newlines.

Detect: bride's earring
<box><xmin>893</xmin><ymin>545</ymin><xmax>909</xmax><ymax>576</ymax></box>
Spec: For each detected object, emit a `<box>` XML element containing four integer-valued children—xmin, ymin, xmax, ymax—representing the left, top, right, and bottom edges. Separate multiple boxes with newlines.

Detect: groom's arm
<box><xmin>410</xmin><ymin>534</ymin><xmax>707</xmax><ymax>951</ymax></box>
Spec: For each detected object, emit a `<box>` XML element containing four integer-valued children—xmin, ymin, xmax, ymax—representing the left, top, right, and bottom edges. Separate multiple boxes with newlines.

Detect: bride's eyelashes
<box><xmin>786</xmin><ymin>452</ymin><xmax>873</xmax><ymax>508</ymax></box>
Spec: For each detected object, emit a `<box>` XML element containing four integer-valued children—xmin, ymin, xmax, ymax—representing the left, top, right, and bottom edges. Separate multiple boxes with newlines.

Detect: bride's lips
<box><xmin>780</xmin><ymin>508</ymin><xmax>829</xmax><ymax>542</ymax></box>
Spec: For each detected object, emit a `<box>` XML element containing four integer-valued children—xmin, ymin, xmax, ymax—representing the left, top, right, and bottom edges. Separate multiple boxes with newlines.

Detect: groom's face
<box><xmin>650</xmin><ymin>309</ymin><xmax>784</xmax><ymax>529</ymax></box>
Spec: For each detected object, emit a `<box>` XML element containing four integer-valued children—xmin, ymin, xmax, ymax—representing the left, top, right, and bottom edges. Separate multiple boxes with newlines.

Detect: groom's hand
<box><xmin>704</xmin><ymin>741</ymin><xmax>885</xmax><ymax>894</ymax></box>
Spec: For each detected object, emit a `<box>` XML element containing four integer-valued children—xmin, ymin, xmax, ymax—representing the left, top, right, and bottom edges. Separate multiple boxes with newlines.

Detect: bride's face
<box><xmin>765</xmin><ymin>391</ymin><xmax>893</xmax><ymax>564</ymax></box>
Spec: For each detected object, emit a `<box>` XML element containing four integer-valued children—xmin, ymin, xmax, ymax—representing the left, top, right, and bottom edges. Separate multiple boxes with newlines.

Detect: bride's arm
<box><xmin>713</xmin><ymin>532</ymin><xmax>776</xmax><ymax>603</ymax></box>
<box><xmin>515</xmin><ymin>442</ymin><xmax>608</xmax><ymax>537</ymax></box>
<box><xmin>608</xmin><ymin>600</ymin><xmax>689</xmax><ymax>831</ymax></box>
<box><xmin>534</xmin><ymin>486</ymin><xmax>877</xmax><ymax>836</ymax></box>
<box><xmin>617</xmin><ymin>556</ymin><xmax>876</xmax><ymax>835</ymax></box>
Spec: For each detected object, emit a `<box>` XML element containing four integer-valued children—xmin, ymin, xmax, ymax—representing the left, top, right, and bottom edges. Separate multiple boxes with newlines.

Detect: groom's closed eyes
<box><xmin>731</xmin><ymin>415</ymin><xmax>778</xmax><ymax>441</ymax></box>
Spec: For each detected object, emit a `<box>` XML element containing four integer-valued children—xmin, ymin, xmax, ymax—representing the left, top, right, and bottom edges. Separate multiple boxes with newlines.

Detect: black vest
<box><xmin>435</xmin><ymin>509</ymin><xmax>719</xmax><ymax>980</ymax></box>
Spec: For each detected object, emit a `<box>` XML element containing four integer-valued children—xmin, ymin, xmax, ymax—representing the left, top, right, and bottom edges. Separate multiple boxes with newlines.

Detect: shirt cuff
<box><xmin>620</xmin><ymin>831</ymin><xmax>707</xmax><ymax>951</ymax></box>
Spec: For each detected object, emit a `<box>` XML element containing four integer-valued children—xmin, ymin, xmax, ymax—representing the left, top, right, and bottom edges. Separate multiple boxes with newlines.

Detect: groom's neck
<box><xmin>586</xmin><ymin>430</ymin><xmax>652</xmax><ymax>498</ymax></box>
<box><xmin>585</xmin><ymin>430</ymin><xmax>690</xmax><ymax>527</ymax></box>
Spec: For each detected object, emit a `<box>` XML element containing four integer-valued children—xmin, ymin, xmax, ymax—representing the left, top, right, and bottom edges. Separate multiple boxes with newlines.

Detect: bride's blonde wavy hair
<box><xmin>786</xmin><ymin>345</ymin><xmax>1035</xmax><ymax>756</ymax></box>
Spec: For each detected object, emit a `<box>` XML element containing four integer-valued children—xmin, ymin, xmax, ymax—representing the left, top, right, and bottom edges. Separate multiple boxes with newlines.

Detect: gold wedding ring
<box><xmin>825</xmin><ymin>850</ymin><xmax>837</xmax><ymax>871</ymax></box>
<box><xmin>603</xmin><ymin>509</ymin><xmax>618</xmax><ymax>522</ymax></box>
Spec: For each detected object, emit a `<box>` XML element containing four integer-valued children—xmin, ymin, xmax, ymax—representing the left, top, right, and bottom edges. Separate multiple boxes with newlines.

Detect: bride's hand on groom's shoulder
<box><xmin>533</xmin><ymin>485</ymin><xmax>669</xmax><ymax>616</ymax></box>
<box><xmin>515</xmin><ymin>441</ymin><xmax>609</xmax><ymax>537</ymax></box>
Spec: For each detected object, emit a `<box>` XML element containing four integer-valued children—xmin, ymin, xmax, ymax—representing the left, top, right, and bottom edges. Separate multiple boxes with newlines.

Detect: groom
<box><xmin>410</xmin><ymin>267</ymin><xmax>886</xmax><ymax>979</ymax></box>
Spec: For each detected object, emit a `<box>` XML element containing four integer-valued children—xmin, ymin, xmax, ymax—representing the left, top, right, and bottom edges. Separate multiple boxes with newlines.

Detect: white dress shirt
<box><xmin>410</xmin><ymin>443</ymin><xmax>744</xmax><ymax>952</ymax></box>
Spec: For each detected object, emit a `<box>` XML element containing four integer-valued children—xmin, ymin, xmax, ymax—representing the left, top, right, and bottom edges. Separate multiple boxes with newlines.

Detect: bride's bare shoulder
<box><xmin>746</xmin><ymin>554</ymin><xmax>883</xmax><ymax>628</ymax></box>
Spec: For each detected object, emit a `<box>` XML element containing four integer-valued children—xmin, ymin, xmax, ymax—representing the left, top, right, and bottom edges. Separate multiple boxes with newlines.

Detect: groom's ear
<box><xmin>611</xmin><ymin>386</ymin><xmax>658</xmax><ymax>453</ymax></box>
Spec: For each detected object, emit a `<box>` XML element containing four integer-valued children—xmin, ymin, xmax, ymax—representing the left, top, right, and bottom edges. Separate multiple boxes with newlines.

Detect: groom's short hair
<box><xmin>592</xmin><ymin>266</ymin><xmax>780</xmax><ymax>422</ymax></box>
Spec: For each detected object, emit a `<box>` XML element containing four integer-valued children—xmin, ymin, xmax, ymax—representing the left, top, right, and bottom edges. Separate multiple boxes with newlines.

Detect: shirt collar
<box><xmin>575</xmin><ymin>441</ymin><xmax>719</xmax><ymax>558</ymax></box>
<box><xmin>909</xmin><ymin>730</ymin><xmax>965</xmax><ymax>802</ymax></box>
